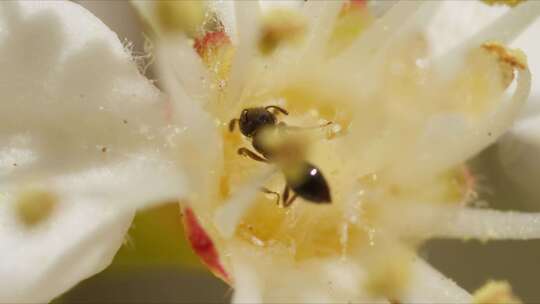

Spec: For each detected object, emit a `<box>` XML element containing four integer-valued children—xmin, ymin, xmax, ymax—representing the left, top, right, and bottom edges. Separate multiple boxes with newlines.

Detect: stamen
<box><xmin>230</xmin><ymin>255</ymin><xmax>264</xmax><ymax>304</ymax></box>
<box><xmin>400</xmin><ymin>258</ymin><xmax>472</xmax><ymax>303</ymax></box>
<box><xmin>482</xmin><ymin>0</ymin><xmax>527</xmax><ymax>7</ymax></box>
<box><xmin>391</xmin><ymin>62</ymin><xmax>531</xmax><ymax>179</ymax></box>
<box><xmin>473</xmin><ymin>280</ymin><xmax>521</xmax><ymax>304</ymax></box>
<box><xmin>432</xmin><ymin>208</ymin><xmax>540</xmax><ymax>241</ymax></box>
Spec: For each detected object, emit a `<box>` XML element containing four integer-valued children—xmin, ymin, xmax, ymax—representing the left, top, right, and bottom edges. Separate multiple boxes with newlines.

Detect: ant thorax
<box><xmin>252</xmin><ymin>124</ymin><xmax>309</xmax><ymax>165</ymax></box>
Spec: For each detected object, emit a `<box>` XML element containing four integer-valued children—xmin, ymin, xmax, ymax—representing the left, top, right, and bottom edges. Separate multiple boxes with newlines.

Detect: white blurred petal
<box><xmin>0</xmin><ymin>185</ymin><xmax>134</xmax><ymax>303</ymax></box>
<box><xmin>300</xmin><ymin>0</ymin><xmax>343</xmax><ymax>60</ymax></box>
<box><xmin>258</xmin><ymin>0</ymin><xmax>302</xmax><ymax>12</ymax></box>
<box><xmin>426</xmin><ymin>1</ymin><xmax>507</xmax><ymax>58</ymax></box>
<box><xmin>512</xmin><ymin>12</ymin><xmax>540</xmax><ymax>115</ymax></box>
<box><xmin>207</xmin><ymin>0</ymin><xmax>237</xmax><ymax>40</ymax></box>
<box><xmin>496</xmin><ymin>11</ymin><xmax>540</xmax><ymax>200</ymax></box>
<box><xmin>224</xmin><ymin>1</ymin><xmax>261</xmax><ymax>111</ymax></box>
<box><xmin>155</xmin><ymin>40</ymin><xmax>222</xmax><ymax>207</ymax></box>
<box><xmin>0</xmin><ymin>0</ymin><xmax>187</xmax><ymax>302</ymax></box>
<box><xmin>333</xmin><ymin>0</ymin><xmax>427</xmax><ymax>70</ymax></box>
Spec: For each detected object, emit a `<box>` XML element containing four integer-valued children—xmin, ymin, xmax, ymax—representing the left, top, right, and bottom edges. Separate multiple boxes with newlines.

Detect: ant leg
<box><xmin>282</xmin><ymin>185</ymin><xmax>290</xmax><ymax>206</ymax></box>
<box><xmin>283</xmin><ymin>194</ymin><xmax>298</xmax><ymax>208</ymax></box>
<box><xmin>228</xmin><ymin>118</ymin><xmax>238</xmax><ymax>132</ymax></box>
<box><xmin>278</xmin><ymin>121</ymin><xmax>333</xmax><ymax>131</ymax></box>
<box><xmin>261</xmin><ymin>187</ymin><xmax>280</xmax><ymax>205</ymax></box>
<box><xmin>265</xmin><ymin>105</ymin><xmax>289</xmax><ymax>116</ymax></box>
<box><xmin>237</xmin><ymin>147</ymin><xmax>268</xmax><ymax>163</ymax></box>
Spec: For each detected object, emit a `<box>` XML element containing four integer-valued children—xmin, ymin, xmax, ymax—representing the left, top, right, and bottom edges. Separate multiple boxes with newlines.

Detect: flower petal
<box><xmin>0</xmin><ymin>184</ymin><xmax>134</xmax><ymax>303</ymax></box>
<box><xmin>512</xmin><ymin>13</ymin><xmax>540</xmax><ymax>114</ymax></box>
<box><xmin>0</xmin><ymin>0</ymin><xmax>179</xmax><ymax>184</ymax></box>
<box><xmin>427</xmin><ymin>0</ymin><xmax>508</xmax><ymax>59</ymax></box>
<box><xmin>0</xmin><ymin>0</ymin><xmax>187</xmax><ymax>301</ymax></box>
<box><xmin>224</xmin><ymin>1</ymin><xmax>261</xmax><ymax>110</ymax></box>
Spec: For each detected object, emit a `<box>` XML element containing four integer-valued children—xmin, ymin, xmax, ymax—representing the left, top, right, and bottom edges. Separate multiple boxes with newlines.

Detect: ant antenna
<box><xmin>265</xmin><ymin>105</ymin><xmax>289</xmax><ymax>116</ymax></box>
<box><xmin>278</xmin><ymin>121</ymin><xmax>333</xmax><ymax>131</ymax></box>
<box><xmin>228</xmin><ymin>118</ymin><xmax>238</xmax><ymax>132</ymax></box>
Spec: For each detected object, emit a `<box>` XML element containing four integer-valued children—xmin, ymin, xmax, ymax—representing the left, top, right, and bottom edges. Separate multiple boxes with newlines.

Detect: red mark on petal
<box><xmin>351</xmin><ymin>0</ymin><xmax>367</xmax><ymax>8</ymax></box>
<box><xmin>194</xmin><ymin>30</ymin><xmax>231</xmax><ymax>58</ymax></box>
<box><xmin>340</xmin><ymin>0</ymin><xmax>367</xmax><ymax>16</ymax></box>
<box><xmin>462</xmin><ymin>165</ymin><xmax>477</xmax><ymax>203</ymax></box>
<box><xmin>183</xmin><ymin>207</ymin><xmax>231</xmax><ymax>284</ymax></box>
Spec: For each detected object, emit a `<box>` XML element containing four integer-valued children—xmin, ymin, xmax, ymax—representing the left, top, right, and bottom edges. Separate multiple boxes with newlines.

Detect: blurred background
<box><xmin>58</xmin><ymin>1</ymin><xmax>540</xmax><ymax>303</ymax></box>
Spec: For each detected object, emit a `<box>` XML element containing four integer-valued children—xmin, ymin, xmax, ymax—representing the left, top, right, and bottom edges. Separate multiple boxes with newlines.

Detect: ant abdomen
<box><xmin>283</xmin><ymin>161</ymin><xmax>331</xmax><ymax>204</ymax></box>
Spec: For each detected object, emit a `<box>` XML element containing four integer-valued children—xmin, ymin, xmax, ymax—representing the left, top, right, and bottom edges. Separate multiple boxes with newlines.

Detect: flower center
<box><xmin>191</xmin><ymin>3</ymin><xmax>523</xmax><ymax>297</ymax></box>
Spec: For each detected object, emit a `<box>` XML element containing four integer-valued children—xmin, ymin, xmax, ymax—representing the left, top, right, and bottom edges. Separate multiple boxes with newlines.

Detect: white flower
<box><xmin>0</xmin><ymin>0</ymin><xmax>539</xmax><ymax>303</ymax></box>
<box><xmin>141</xmin><ymin>0</ymin><xmax>540</xmax><ymax>303</ymax></box>
<box><xmin>0</xmin><ymin>1</ymin><xmax>197</xmax><ymax>302</ymax></box>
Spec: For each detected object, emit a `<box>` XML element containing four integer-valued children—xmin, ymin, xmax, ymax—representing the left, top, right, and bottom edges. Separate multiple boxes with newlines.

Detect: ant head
<box><xmin>239</xmin><ymin>107</ymin><xmax>277</xmax><ymax>137</ymax></box>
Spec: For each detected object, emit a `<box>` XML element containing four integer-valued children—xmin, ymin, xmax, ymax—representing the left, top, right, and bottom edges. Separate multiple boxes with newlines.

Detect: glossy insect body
<box><xmin>282</xmin><ymin>161</ymin><xmax>331</xmax><ymax>204</ymax></box>
<box><xmin>229</xmin><ymin>106</ymin><xmax>332</xmax><ymax>207</ymax></box>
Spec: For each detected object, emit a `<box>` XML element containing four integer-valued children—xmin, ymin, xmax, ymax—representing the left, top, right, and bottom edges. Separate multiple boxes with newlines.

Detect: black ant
<box><xmin>229</xmin><ymin>105</ymin><xmax>332</xmax><ymax>207</ymax></box>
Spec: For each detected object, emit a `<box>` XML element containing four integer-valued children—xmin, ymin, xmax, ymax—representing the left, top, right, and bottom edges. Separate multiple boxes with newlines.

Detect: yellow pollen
<box><xmin>155</xmin><ymin>0</ymin><xmax>205</xmax><ymax>36</ymax></box>
<box><xmin>482</xmin><ymin>0</ymin><xmax>526</xmax><ymax>7</ymax></box>
<box><xmin>328</xmin><ymin>2</ymin><xmax>373</xmax><ymax>56</ymax></box>
<box><xmin>473</xmin><ymin>280</ymin><xmax>522</xmax><ymax>304</ymax></box>
<box><xmin>258</xmin><ymin>9</ymin><xmax>307</xmax><ymax>55</ymax></box>
<box><xmin>482</xmin><ymin>42</ymin><xmax>528</xmax><ymax>70</ymax></box>
<box><xmin>16</xmin><ymin>189</ymin><xmax>58</xmax><ymax>227</ymax></box>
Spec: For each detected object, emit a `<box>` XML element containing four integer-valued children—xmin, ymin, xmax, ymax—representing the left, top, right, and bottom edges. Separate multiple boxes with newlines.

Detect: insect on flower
<box><xmin>229</xmin><ymin>106</ymin><xmax>332</xmax><ymax>207</ymax></box>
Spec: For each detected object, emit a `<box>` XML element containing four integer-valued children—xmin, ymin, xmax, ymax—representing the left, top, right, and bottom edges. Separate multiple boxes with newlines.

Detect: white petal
<box><xmin>453</xmin><ymin>1</ymin><xmax>540</xmax><ymax>55</ymax></box>
<box><xmin>0</xmin><ymin>186</ymin><xmax>134</xmax><ymax>303</ymax></box>
<box><xmin>0</xmin><ymin>0</ymin><xmax>187</xmax><ymax>302</ymax></box>
<box><xmin>401</xmin><ymin>258</ymin><xmax>472</xmax><ymax>304</ymax></box>
<box><xmin>0</xmin><ymin>0</ymin><xmax>178</xmax><ymax>184</ymax></box>
<box><xmin>433</xmin><ymin>1</ymin><xmax>539</xmax><ymax>75</ymax></box>
<box><xmin>300</xmin><ymin>0</ymin><xmax>344</xmax><ymax>60</ymax></box>
<box><xmin>155</xmin><ymin>40</ymin><xmax>223</xmax><ymax>209</ymax></box>
<box><xmin>333</xmin><ymin>0</ymin><xmax>427</xmax><ymax>70</ymax></box>
<box><xmin>493</xmin><ymin>9</ymin><xmax>540</xmax><ymax>204</ymax></box>
<box><xmin>207</xmin><ymin>0</ymin><xmax>237</xmax><ymax>40</ymax></box>
<box><xmin>0</xmin><ymin>158</ymin><xmax>186</xmax><ymax>303</ymax></box>
<box><xmin>259</xmin><ymin>0</ymin><xmax>302</xmax><ymax>12</ymax></box>
<box><xmin>224</xmin><ymin>1</ymin><xmax>261</xmax><ymax>112</ymax></box>
<box><xmin>426</xmin><ymin>0</ymin><xmax>507</xmax><ymax>59</ymax></box>
<box><xmin>512</xmin><ymin>11</ymin><xmax>540</xmax><ymax>114</ymax></box>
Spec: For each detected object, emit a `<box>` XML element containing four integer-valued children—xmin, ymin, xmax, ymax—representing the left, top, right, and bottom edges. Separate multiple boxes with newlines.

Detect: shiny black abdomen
<box><xmin>288</xmin><ymin>162</ymin><xmax>331</xmax><ymax>203</ymax></box>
